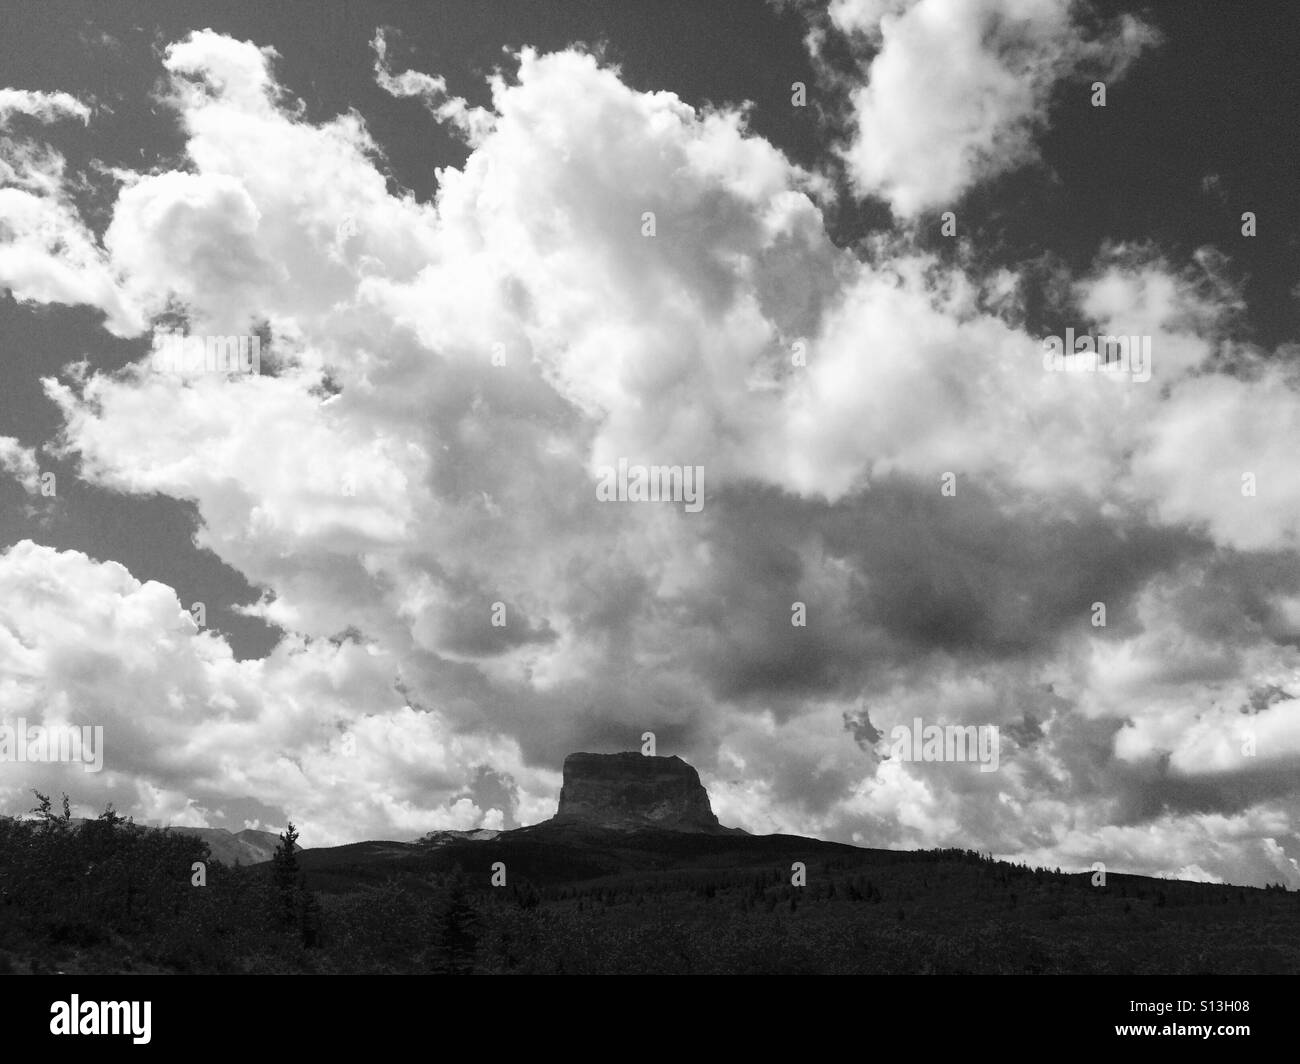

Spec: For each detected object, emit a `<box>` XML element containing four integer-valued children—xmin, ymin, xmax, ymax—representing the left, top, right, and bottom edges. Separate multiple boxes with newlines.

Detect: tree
<box><xmin>436</xmin><ymin>870</ymin><xmax>480</xmax><ymax>975</ymax></box>
<box><xmin>30</xmin><ymin>790</ymin><xmax>71</xmax><ymax>829</ymax></box>
<box><xmin>271</xmin><ymin>822</ymin><xmax>301</xmax><ymax>927</ymax></box>
<box><xmin>298</xmin><ymin>880</ymin><xmax>322</xmax><ymax>948</ymax></box>
<box><xmin>271</xmin><ymin>823</ymin><xmax>299</xmax><ymax>884</ymax></box>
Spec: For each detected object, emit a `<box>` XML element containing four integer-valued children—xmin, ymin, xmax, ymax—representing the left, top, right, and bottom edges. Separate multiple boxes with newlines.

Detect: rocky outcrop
<box><xmin>416</xmin><ymin>828</ymin><xmax>502</xmax><ymax>847</ymax></box>
<box><xmin>550</xmin><ymin>752</ymin><xmax>727</xmax><ymax>833</ymax></box>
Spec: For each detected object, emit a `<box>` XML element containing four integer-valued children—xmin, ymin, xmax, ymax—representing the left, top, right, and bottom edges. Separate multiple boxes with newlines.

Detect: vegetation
<box><xmin>2</xmin><ymin>795</ymin><xmax>1296</xmax><ymax>974</ymax></box>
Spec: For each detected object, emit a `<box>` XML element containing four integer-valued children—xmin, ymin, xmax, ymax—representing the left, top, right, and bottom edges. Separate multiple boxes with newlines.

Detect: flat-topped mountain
<box><xmin>547</xmin><ymin>751</ymin><xmax>734</xmax><ymax>833</ymax></box>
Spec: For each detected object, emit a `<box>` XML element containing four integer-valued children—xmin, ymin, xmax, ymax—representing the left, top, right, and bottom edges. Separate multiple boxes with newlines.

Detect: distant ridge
<box><xmin>165</xmin><ymin>826</ymin><xmax>287</xmax><ymax>866</ymax></box>
<box><xmin>59</xmin><ymin>819</ymin><xmax>289</xmax><ymax>866</ymax></box>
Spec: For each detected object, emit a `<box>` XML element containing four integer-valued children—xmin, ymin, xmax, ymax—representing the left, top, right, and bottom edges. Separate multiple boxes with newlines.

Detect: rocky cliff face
<box><xmin>551</xmin><ymin>752</ymin><xmax>726</xmax><ymax>832</ymax></box>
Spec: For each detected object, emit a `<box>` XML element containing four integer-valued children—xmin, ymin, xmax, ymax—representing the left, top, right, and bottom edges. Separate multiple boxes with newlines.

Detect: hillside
<box><xmin>285</xmin><ymin>822</ymin><xmax>1300</xmax><ymax>974</ymax></box>
<box><xmin>5</xmin><ymin>756</ymin><xmax>1297</xmax><ymax>974</ymax></box>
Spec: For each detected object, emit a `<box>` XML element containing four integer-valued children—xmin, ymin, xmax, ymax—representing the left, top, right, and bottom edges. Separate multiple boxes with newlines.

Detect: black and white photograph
<box><xmin>0</xmin><ymin>0</ymin><xmax>1296</xmax><ymax>1035</ymax></box>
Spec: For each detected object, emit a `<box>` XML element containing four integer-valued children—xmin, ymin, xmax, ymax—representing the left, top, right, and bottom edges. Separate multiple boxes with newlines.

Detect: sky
<box><xmin>1</xmin><ymin>0</ymin><xmax>1298</xmax><ymax>887</ymax></box>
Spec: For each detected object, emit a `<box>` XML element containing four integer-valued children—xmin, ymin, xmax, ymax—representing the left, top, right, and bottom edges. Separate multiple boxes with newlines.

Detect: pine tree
<box><xmin>438</xmin><ymin>871</ymin><xmax>479</xmax><ymax>975</ymax></box>
<box><xmin>271</xmin><ymin>822</ymin><xmax>301</xmax><ymax>927</ymax></box>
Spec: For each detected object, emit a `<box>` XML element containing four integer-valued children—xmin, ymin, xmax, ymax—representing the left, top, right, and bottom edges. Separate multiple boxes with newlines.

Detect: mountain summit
<box><xmin>548</xmin><ymin>751</ymin><xmax>733</xmax><ymax>833</ymax></box>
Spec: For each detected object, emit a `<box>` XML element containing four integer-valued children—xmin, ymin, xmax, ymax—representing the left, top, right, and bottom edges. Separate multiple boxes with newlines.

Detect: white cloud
<box><xmin>0</xmin><ymin>436</ymin><xmax>40</xmax><ymax>494</ymax></box>
<box><xmin>826</xmin><ymin>0</ymin><xmax>1159</xmax><ymax>216</ymax></box>
<box><xmin>2</xmin><ymin>30</ymin><xmax>1298</xmax><ymax>885</ymax></box>
<box><xmin>0</xmin><ymin>88</ymin><xmax>141</xmax><ymax>334</ymax></box>
<box><xmin>371</xmin><ymin>28</ymin><xmax>493</xmax><ymax>143</ymax></box>
<box><xmin>0</xmin><ymin>540</ymin><xmax>551</xmax><ymax>845</ymax></box>
<box><xmin>0</xmin><ymin>88</ymin><xmax>90</xmax><ymax>125</ymax></box>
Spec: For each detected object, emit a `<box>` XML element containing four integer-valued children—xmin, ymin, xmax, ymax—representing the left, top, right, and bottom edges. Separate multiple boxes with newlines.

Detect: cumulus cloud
<box><xmin>0</xmin><ymin>87</ymin><xmax>142</xmax><ymax>333</ymax></box>
<box><xmin>0</xmin><ymin>540</ymin><xmax>551</xmax><ymax>844</ymax></box>
<box><xmin>821</xmin><ymin>0</ymin><xmax>1160</xmax><ymax>216</ymax></box>
<box><xmin>2</xmin><ymin>29</ymin><xmax>1298</xmax><ymax>885</ymax></box>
